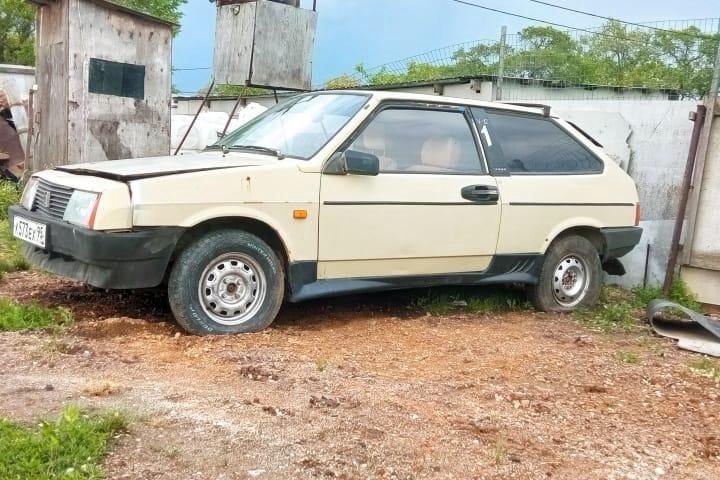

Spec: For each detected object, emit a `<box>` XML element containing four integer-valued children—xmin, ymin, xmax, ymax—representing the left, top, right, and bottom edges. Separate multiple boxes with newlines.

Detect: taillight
<box><xmin>635</xmin><ymin>203</ymin><xmax>641</xmax><ymax>226</ymax></box>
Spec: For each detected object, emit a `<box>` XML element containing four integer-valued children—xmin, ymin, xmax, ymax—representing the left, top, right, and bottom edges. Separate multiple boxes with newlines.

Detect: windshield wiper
<box><xmin>230</xmin><ymin>145</ymin><xmax>285</xmax><ymax>159</ymax></box>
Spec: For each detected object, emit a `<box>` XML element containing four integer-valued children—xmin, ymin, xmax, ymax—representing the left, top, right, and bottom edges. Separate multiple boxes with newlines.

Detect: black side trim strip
<box><xmin>323</xmin><ymin>201</ymin><xmax>481</xmax><ymax>206</ymax></box>
<box><xmin>509</xmin><ymin>202</ymin><xmax>634</xmax><ymax>207</ymax></box>
<box><xmin>287</xmin><ymin>254</ymin><xmax>543</xmax><ymax>302</ymax></box>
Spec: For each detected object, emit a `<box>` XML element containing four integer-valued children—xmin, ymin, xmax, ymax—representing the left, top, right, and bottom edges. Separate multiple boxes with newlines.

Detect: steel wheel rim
<box><xmin>552</xmin><ymin>254</ymin><xmax>590</xmax><ymax>308</ymax></box>
<box><xmin>198</xmin><ymin>253</ymin><xmax>267</xmax><ymax>326</ymax></box>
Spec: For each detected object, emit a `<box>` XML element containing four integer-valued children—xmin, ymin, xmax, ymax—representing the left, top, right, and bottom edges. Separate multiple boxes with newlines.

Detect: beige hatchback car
<box><xmin>10</xmin><ymin>91</ymin><xmax>642</xmax><ymax>335</ymax></box>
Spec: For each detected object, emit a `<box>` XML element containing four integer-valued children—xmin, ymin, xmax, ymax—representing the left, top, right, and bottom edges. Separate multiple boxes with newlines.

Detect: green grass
<box><xmin>689</xmin><ymin>357</ymin><xmax>720</xmax><ymax>381</ymax></box>
<box><xmin>616</xmin><ymin>350</ymin><xmax>640</xmax><ymax>364</ymax></box>
<box><xmin>0</xmin><ymin>180</ymin><xmax>20</xmax><ymax>221</ymax></box>
<box><xmin>0</xmin><ymin>180</ymin><xmax>29</xmax><ymax>278</ymax></box>
<box><xmin>574</xmin><ymin>278</ymin><xmax>702</xmax><ymax>333</ymax></box>
<box><xmin>410</xmin><ymin>286</ymin><xmax>531</xmax><ymax>316</ymax></box>
<box><xmin>0</xmin><ymin>299</ymin><xmax>73</xmax><ymax>332</ymax></box>
<box><xmin>631</xmin><ymin>279</ymin><xmax>703</xmax><ymax>312</ymax></box>
<box><xmin>0</xmin><ymin>406</ymin><xmax>128</xmax><ymax>480</ymax></box>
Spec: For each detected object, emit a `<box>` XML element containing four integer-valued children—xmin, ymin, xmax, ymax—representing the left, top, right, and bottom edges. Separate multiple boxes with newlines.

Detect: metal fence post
<box><xmin>496</xmin><ymin>25</ymin><xmax>507</xmax><ymax>102</ymax></box>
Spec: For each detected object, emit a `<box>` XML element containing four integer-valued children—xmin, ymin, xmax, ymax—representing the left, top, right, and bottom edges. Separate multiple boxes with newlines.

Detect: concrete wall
<box><xmin>0</xmin><ymin>65</ymin><xmax>35</xmax><ymax>98</ymax></box>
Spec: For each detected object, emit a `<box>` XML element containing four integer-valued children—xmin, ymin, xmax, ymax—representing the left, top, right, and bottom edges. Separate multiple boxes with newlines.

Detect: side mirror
<box><xmin>342</xmin><ymin>150</ymin><xmax>380</xmax><ymax>176</ymax></box>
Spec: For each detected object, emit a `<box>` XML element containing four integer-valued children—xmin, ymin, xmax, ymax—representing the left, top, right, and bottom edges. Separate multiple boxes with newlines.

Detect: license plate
<box><xmin>13</xmin><ymin>216</ymin><xmax>47</xmax><ymax>248</ymax></box>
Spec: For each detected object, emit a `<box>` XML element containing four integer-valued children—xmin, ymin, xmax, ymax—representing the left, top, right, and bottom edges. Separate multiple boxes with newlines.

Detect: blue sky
<box><xmin>172</xmin><ymin>0</ymin><xmax>720</xmax><ymax>94</ymax></box>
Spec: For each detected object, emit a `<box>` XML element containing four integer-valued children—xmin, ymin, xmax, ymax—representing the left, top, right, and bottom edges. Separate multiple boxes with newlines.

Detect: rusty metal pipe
<box><xmin>663</xmin><ymin>104</ymin><xmax>707</xmax><ymax>293</ymax></box>
<box><xmin>220</xmin><ymin>90</ymin><xmax>247</xmax><ymax>139</ymax></box>
<box><xmin>174</xmin><ymin>79</ymin><xmax>215</xmax><ymax>156</ymax></box>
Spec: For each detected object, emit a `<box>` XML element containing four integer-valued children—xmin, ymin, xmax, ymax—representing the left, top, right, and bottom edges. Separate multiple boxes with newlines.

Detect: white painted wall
<box><xmin>0</xmin><ymin>65</ymin><xmax>35</xmax><ymax>99</ymax></box>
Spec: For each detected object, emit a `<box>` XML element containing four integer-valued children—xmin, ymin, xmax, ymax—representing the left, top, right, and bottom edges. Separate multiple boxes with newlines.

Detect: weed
<box><xmin>573</xmin><ymin>279</ymin><xmax>702</xmax><ymax>333</ymax></box>
<box><xmin>0</xmin><ymin>180</ymin><xmax>20</xmax><ymax>221</ymax></box>
<box><xmin>689</xmin><ymin>357</ymin><xmax>720</xmax><ymax>380</ymax></box>
<box><xmin>574</xmin><ymin>299</ymin><xmax>637</xmax><ymax>332</ymax></box>
<box><xmin>315</xmin><ymin>357</ymin><xmax>329</xmax><ymax>372</ymax></box>
<box><xmin>631</xmin><ymin>277</ymin><xmax>702</xmax><ymax>312</ymax></box>
<box><xmin>0</xmin><ymin>222</ymin><xmax>29</xmax><ymax>277</ymax></box>
<box><xmin>164</xmin><ymin>446</ymin><xmax>181</xmax><ymax>459</ymax></box>
<box><xmin>616</xmin><ymin>350</ymin><xmax>639</xmax><ymax>364</ymax></box>
<box><xmin>0</xmin><ymin>299</ymin><xmax>73</xmax><ymax>332</ymax></box>
<box><xmin>0</xmin><ymin>405</ymin><xmax>129</xmax><ymax>480</ymax></box>
<box><xmin>411</xmin><ymin>287</ymin><xmax>530</xmax><ymax>316</ymax></box>
<box><xmin>0</xmin><ymin>181</ymin><xmax>30</xmax><ymax>278</ymax></box>
<box><xmin>493</xmin><ymin>437</ymin><xmax>507</xmax><ymax>465</ymax></box>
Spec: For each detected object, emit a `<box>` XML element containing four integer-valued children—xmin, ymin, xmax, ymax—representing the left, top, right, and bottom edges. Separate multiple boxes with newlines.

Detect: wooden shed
<box><xmin>28</xmin><ymin>0</ymin><xmax>174</xmax><ymax>170</ymax></box>
<box><xmin>214</xmin><ymin>0</ymin><xmax>317</xmax><ymax>91</ymax></box>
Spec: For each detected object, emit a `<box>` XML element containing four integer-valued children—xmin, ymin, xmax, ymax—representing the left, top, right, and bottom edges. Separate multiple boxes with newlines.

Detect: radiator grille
<box><xmin>31</xmin><ymin>179</ymin><xmax>74</xmax><ymax>221</ymax></box>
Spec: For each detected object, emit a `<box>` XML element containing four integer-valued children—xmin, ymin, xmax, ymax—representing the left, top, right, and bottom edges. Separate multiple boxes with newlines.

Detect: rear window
<box><xmin>473</xmin><ymin>109</ymin><xmax>603</xmax><ymax>175</ymax></box>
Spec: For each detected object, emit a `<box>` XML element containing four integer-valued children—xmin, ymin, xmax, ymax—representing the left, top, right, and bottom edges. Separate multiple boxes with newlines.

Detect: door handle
<box><xmin>461</xmin><ymin>184</ymin><xmax>500</xmax><ymax>204</ymax></box>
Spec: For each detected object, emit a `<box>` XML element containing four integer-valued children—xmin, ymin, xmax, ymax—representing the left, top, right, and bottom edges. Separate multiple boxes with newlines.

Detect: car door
<box><xmin>317</xmin><ymin>102</ymin><xmax>502</xmax><ymax>280</ymax></box>
<box><xmin>470</xmin><ymin>107</ymin><xmax>614</xmax><ymax>257</ymax></box>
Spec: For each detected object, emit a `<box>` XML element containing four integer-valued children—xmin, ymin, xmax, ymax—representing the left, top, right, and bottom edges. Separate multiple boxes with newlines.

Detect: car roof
<box><xmin>323</xmin><ymin>89</ymin><xmax>551</xmax><ymax>117</ymax></box>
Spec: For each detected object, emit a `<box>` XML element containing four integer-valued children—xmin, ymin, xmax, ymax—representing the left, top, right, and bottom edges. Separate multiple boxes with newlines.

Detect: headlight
<box><xmin>20</xmin><ymin>178</ymin><xmax>39</xmax><ymax>210</ymax></box>
<box><xmin>63</xmin><ymin>190</ymin><xmax>101</xmax><ymax>228</ymax></box>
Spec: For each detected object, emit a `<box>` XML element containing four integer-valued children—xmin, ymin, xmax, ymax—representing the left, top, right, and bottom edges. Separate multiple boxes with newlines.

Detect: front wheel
<box><xmin>527</xmin><ymin>235</ymin><xmax>602</xmax><ymax>312</ymax></box>
<box><xmin>168</xmin><ymin>230</ymin><xmax>284</xmax><ymax>335</ymax></box>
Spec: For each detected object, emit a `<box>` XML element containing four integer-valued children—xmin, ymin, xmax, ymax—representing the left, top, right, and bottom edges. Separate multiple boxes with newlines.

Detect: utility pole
<box><xmin>496</xmin><ymin>25</ymin><xmax>507</xmax><ymax>102</ymax></box>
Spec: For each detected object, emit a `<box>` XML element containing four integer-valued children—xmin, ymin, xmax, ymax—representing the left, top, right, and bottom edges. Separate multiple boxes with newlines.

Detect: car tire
<box><xmin>527</xmin><ymin>234</ymin><xmax>601</xmax><ymax>312</ymax></box>
<box><xmin>168</xmin><ymin>230</ymin><xmax>284</xmax><ymax>335</ymax></box>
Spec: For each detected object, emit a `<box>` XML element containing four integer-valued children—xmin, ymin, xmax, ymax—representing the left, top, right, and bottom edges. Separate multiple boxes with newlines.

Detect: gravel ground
<box><xmin>0</xmin><ymin>271</ymin><xmax>719</xmax><ymax>480</ymax></box>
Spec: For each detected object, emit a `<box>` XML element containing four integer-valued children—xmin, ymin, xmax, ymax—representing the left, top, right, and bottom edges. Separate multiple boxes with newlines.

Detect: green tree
<box><xmin>0</xmin><ymin>0</ymin><xmax>35</xmax><ymax>66</ymax></box>
<box><xmin>325</xmin><ymin>74</ymin><xmax>360</xmax><ymax>90</ymax></box>
<box><xmin>0</xmin><ymin>0</ymin><xmax>187</xmax><ymax>67</ymax></box>
<box><xmin>114</xmin><ymin>0</ymin><xmax>187</xmax><ymax>25</ymax></box>
<box><xmin>652</xmin><ymin>26</ymin><xmax>719</xmax><ymax>97</ymax></box>
<box><xmin>509</xmin><ymin>26</ymin><xmax>583</xmax><ymax>83</ymax></box>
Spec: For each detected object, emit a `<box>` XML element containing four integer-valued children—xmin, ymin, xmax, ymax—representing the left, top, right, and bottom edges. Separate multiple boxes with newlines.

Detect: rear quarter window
<box><xmin>473</xmin><ymin>109</ymin><xmax>603</xmax><ymax>175</ymax></box>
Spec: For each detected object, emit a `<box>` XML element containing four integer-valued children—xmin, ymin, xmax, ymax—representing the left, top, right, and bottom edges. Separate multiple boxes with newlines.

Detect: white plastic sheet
<box><xmin>171</xmin><ymin>103</ymin><xmax>267</xmax><ymax>152</ymax></box>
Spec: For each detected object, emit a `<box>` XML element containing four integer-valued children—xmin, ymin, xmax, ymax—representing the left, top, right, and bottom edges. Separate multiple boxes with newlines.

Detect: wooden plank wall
<box><xmin>213</xmin><ymin>0</ymin><xmax>317</xmax><ymax>91</ymax></box>
<box><xmin>33</xmin><ymin>0</ymin><xmax>69</xmax><ymax>170</ymax></box>
<box><xmin>214</xmin><ymin>2</ymin><xmax>256</xmax><ymax>85</ymax></box>
<box><xmin>66</xmin><ymin>0</ymin><xmax>172</xmax><ymax>164</ymax></box>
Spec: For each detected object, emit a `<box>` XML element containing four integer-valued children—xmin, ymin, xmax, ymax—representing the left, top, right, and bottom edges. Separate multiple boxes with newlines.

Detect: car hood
<box><xmin>55</xmin><ymin>151</ymin><xmax>276</xmax><ymax>181</ymax></box>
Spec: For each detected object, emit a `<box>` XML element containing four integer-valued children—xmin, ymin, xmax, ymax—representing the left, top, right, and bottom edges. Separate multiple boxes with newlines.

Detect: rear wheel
<box><xmin>528</xmin><ymin>235</ymin><xmax>601</xmax><ymax>312</ymax></box>
<box><xmin>168</xmin><ymin>230</ymin><xmax>284</xmax><ymax>335</ymax></box>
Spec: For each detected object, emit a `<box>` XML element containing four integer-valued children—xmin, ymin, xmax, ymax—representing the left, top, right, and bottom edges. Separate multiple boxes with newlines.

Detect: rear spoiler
<box><xmin>500</xmin><ymin>102</ymin><xmax>552</xmax><ymax>117</ymax></box>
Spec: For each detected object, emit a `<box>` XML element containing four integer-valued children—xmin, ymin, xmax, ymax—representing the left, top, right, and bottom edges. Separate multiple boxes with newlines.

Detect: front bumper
<box><xmin>9</xmin><ymin>205</ymin><xmax>183</xmax><ymax>289</ymax></box>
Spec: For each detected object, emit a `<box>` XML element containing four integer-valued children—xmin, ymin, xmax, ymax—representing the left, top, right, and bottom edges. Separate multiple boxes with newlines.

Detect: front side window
<box><xmin>349</xmin><ymin>107</ymin><xmax>483</xmax><ymax>174</ymax></box>
<box><xmin>473</xmin><ymin>109</ymin><xmax>603</xmax><ymax>174</ymax></box>
<box><xmin>216</xmin><ymin>93</ymin><xmax>369</xmax><ymax>160</ymax></box>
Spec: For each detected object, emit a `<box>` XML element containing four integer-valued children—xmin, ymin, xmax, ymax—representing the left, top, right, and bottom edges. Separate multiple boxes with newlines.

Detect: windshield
<box><xmin>213</xmin><ymin>93</ymin><xmax>369</xmax><ymax>160</ymax></box>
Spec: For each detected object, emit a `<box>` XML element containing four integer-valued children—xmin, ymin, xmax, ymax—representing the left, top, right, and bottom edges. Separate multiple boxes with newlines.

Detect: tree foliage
<box><xmin>327</xmin><ymin>21</ymin><xmax>720</xmax><ymax>98</ymax></box>
<box><xmin>0</xmin><ymin>0</ymin><xmax>186</xmax><ymax>67</ymax></box>
<box><xmin>114</xmin><ymin>0</ymin><xmax>187</xmax><ymax>26</ymax></box>
<box><xmin>0</xmin><ymin>0</ymin><xmax>35</xmax><ymax>66</ymax></box>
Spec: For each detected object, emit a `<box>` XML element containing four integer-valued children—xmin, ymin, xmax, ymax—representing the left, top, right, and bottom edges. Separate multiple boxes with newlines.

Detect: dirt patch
<box><xmin>0</xmin><ymin>271</ymin><xmax>719</xmax><ymax>479</ymax></box>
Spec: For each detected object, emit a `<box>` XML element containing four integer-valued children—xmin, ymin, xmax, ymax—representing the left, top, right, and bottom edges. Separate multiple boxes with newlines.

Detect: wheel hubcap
<box><xmin>552</xmin><ymin>255</ymin><xmax>589</xmax><ymax>308</ymax></box>
<box><xmin>198</xmin><ymin>253</ymin><xmax>266</xmax><ymax>326</ymax></box>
